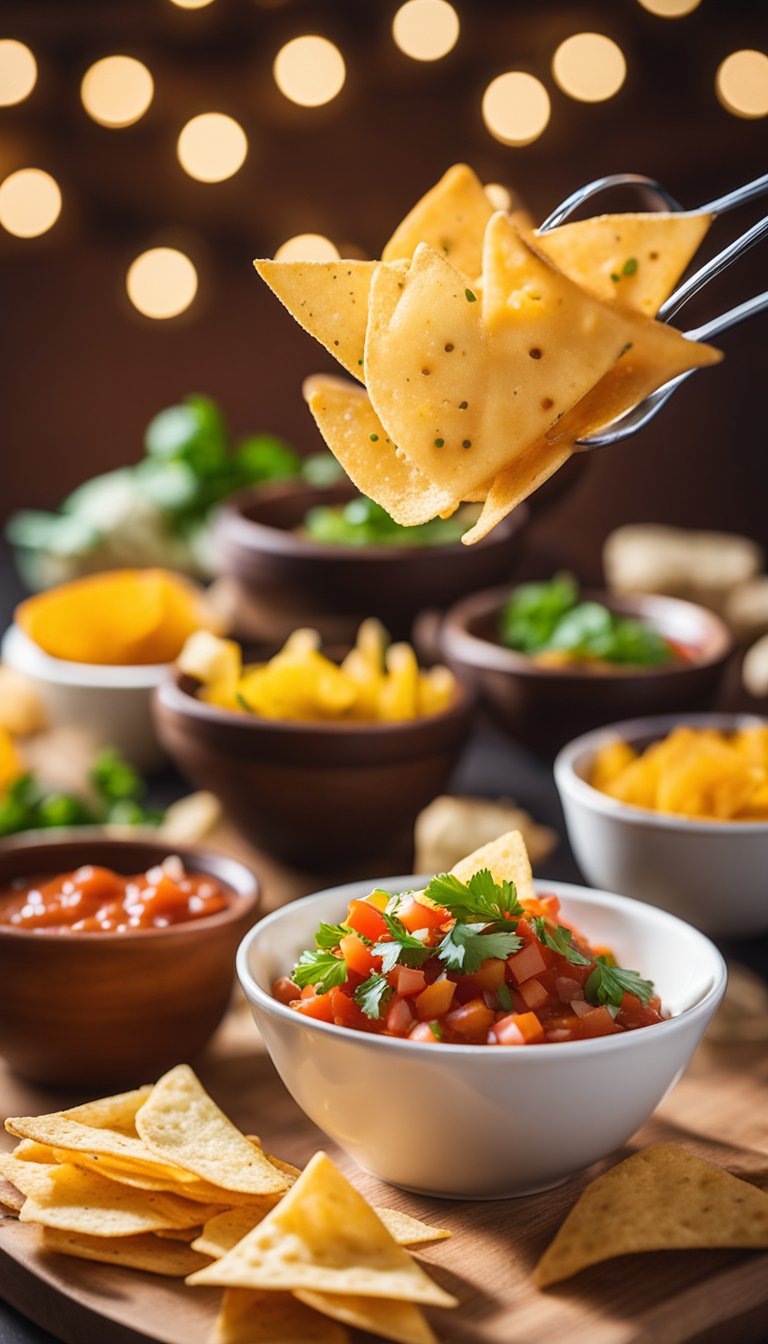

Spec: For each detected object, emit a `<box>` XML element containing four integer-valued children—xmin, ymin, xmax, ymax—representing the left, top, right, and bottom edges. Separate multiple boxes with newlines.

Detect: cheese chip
<box><xmin>534</xmin><ymin>1144</ymin><xmax>768</xmax><ymax>1288</ymax></box>
<box><xmin>188</xmin><ymin>1152</ymin><xmax>457</xmax><ymax>1307</ymax></box>
<box><xmin>382</xmin><ymin>162</ymin><xmax>493</xmax><ymax>280</ymax></box>
<box><xmin>295</xmin><ymin>1289</ymin><xmax>438</xmax><ymax>1344</ymax></box>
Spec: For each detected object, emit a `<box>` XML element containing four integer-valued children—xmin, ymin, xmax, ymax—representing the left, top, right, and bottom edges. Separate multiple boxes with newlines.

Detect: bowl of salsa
<box><xmin>0</xmin><ymin>834</ymin><xmax>259</xmax><ymax>1088</ymax></box>
<box><xmin>237</xmin><ymin>857</ymin><xmax>725</xmax><ymax>1198</ymax></box>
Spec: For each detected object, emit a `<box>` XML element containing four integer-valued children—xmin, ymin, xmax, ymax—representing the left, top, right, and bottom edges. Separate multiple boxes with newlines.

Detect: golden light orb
<box><xmin>126</xmin><ymin>247</ymin><xmax>198</xmax><ymax>319</ymax></box>
<box><xmin>81</xmin><ymin>55</ymin><xmax>154</xmax><ymax>128</ymax></box>
<box><xmin>177</xmin><ymin>113</ymin><xmax>248</xmax><ymax>182</ymax></box>
<box><xmin>273</xmin><ymin>35</ymin><xmax>345</xmax><ymax>108</ymax></box>
<box><xmin>482</xmin><ymin>72</ymin><xmax>551</xmax><ymax>146</ymax></box>
<box><xmin>0</xmin><ymin>168</ymin><xmax>61</xmax><ymax>238</ymax></box>
<box><xmin>636</xmin><ymin>0</ymin><xmax>701</xmax><ymax>16</ymax></box>
<box><xmin>552</xmin><ymin>33</ymin><xmax>626</xmax><ymax>103</ymax></box>
<box><xmin>392</xmin><ymin>1</ymin><xmax>460</xmax><ymax>62</ymax></box>
<box><xmin>716</xmin><ymin>49</ymin><xmax>768</xmax><ymax>119</ymax></box>
<box><xmin>275</xmin><ymin>233</ymin><xmax>340</xmax><ymax>261</ymax></box>
<box><xmin>0</xmin><ymin>39</ymin><xmax>37</xmax><ymax>106</ymax></box>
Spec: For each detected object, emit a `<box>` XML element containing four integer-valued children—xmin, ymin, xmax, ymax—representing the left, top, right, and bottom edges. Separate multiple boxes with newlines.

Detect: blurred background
<box><xmin>0</xmin><ymin>0</ymin><xmax>766</xmax><ymax>577</ymax></box>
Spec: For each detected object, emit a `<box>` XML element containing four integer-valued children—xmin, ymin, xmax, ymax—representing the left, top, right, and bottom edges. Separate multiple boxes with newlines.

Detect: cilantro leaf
<box><xmin>424</xmin><ymin>868</ymin><xmax>522</xmax><ymax>923</ymax></box>
<box><xmin>437</xmin><ymin>923</ymin><xmax>522</xmax><ymax>975</ymax></box>
<box><xmin>585</xmin><ymin>958</ymin><xmax>655</xmax><ymax>1008</ymax></box>
<box><xmin>373</xmin><ymin>912</ymin><xmax>431</xmax><ymax>974</ymax></box>
<box><xmin>354</xmin><ymin>972</ymin><xmax>393</xmax><ymax>1020</ymax></box>
<box><xmin>532</xmin><ymin>918</ymin><xmax>592</xmax><ymax>967</ymax></box>
<box><xmin>314</xmin><ymin>922</ymin><xmax>349</xmax><ymax>951</ymax></box>
<box><xmin>497</xmin><ymin>982</ymin><xmax>513</xmax><ymax>1012</ymax></box>
<box><xmin>428</xmin><ymin>1021</ymin><xmax>443</xmax><ymax>1040</ymax></box>
<box><xmin>292</xmin><ymin>948</ymin><xmax>348</xmax><ymax>993</ymax></box>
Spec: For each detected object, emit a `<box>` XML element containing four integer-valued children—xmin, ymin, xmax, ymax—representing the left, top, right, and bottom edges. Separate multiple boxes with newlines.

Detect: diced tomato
<box><xmin>300</xmin><ymin>983</ymin><xmax>318</xmax><ymax>999</ymax></box>
<box><xmin>345</xmin><ymin>899</ymin><xmax>388</xmax><ymax>943</ymax></box>
<box><xmin>328</xmin><ymin>987</ymin><xmax>369</xmax><ymax>1030</ymax></box>
<box><xmin>444</xmin><ymin>998</ymin><xmax>495</xmax><ymax>1038</ymax></box>
<box><xmin>385</xmin><ymin>995</ymin><xmax>415</xmax><ymax>1035</ymax></box>
<box><xmin>471</xmin><ymin>958</ymin><xmax>507</xmax><ymax>991</ymax></box>
<box><xmin>579</xmin><ymin>1006</ymin><xmax>623</xmax><ymax>1037</ymax></box>
<box><xmin>408</xmin><ymin>1021</ymin><xmax>441</xmax><ymax>1043</ymax></box>
<box><xmin>290</xmin><ymin>992</ymin><xmax>334</xmax><ymax>1023</ymax></box>
<box><xmin>272</xmin><ymin>976</ymin><xmax>299</xmax><ymax>1005</ymax></box>
<box><xmin>493</xmin><ymin>1011</ymin><xmax>545</xmax><ymax>1045</ymax></box>
<box><xmin>338</xmin><ymin>933</ymin><xmax>377</xmax><ymax>979</ymax></box>
<box><xmin>396</xmin><ymin>895</ymin><xmax>448</xmax><ymax>932</ymax></box>
<box><xmin>414</xmin><ymin>977</ymin><xmax>456</xmax><ymax>1020</ymax></box>
<box><xmin>507</xmin><ymin>940</ymin><xmax>548</xmax><ymax>984</ymax></box>
<box><xmin>618</xmin><ymin>991</ymin><xmax>663</xmax><ymax>1030</ymax></box>
<box><xmin>391</xmin><ymin>965</ymin><xmax>427</xmax><ymax>997</ymax></box>
<box><xmin>518</xmin><ymin>977</ymin><xmax>549</xmax><ymax>1011</ymax></box>
<box><xmin>363</xmin><ymin>889</ymin><xmax>389</xmax><ymax>912</ymax></box>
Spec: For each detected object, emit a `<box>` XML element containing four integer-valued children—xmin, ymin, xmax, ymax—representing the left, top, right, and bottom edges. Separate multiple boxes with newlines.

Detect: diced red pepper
<box><xmin>414</xmin><ymin>978</ymin><xmax>456</xmax><ymax>1020</ymax></box>
<box><xmin>396</xmin><ymin>894</ymin><xmax>449</xmax><ymax>932</ymax></box>
<box><xmin>345</xmin><ymin>898</ymin><xmax>388</xmax><ymax>943</ymax></box>
<box><xmin>290</xmin><ymin>992</ymin><xmax>334</xmax><ymax>1023</ymax></box>
<box><xmin>329</xmin><ymin>987</ymin><xmax>369</xmax><ymax>1030</ymax></box>
<box><xmin>391</xmin><ymin>965</ymin><xmax>427</xmax><ymax>997</ymax></box>
<box><xmin>579</xmin><ymin>1005</ymin><xmax>623</xmax><ymax>1037</ymax></box>
<box><xmin>444</xmin><ymin>998</ymin><xmax>495</xmax><ymax>1038</ymax></box>
<box><xmin>518</xmin><ymin>977</ymin><xmax>549</xmax><ymax>1011</ymax></box>
<box><xmin>339</xmin><ymin>933</ymin><xmax>377</xmax><ymax>979</ymax></box>
<box><xmin>472</xmin><ymin>958</ymin><xmax>507</xmax><ymax>991</ymax></box>
<box><xmin>507</xmin><ymin>940</ymin><xmax>548</xmax><ymax>984</ymax></box>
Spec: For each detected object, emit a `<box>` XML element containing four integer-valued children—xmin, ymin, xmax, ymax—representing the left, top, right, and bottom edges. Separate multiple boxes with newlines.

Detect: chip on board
<box><xmin>214</xmin><ymin>1287</ymin><xmax>350</xmax><ymax>1344</ymax></box>
<box><xmin>194</xmin><ymin>1203</ymin><xmax>450</xmax><ymax>1261</ymax></box>
<box><xmin>40</xmin><ymin>1227</ymin><xmax>210</xmax><ymax>1277</ymax></box>
<box><xmin>187</xmin><ymin>1152</ymin><xmax>457</xmax><ymax>1307</ymax></box>
<box><xmin>295</xmin><ymin>1288</ymin><xmax>438</xmax><ymax>1344</ymax></box>
<box><xmin>534</xmin><ymin>1144</ymin><xmax>768</xmax><ymax>1288</ymax></box>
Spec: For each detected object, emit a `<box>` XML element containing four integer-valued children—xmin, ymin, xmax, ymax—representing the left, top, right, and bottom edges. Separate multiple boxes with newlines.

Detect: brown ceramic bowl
<box><xmin>212</xmin><ymin>480</ymin><xmax>528</xmax><ymax>642</ymax></box>
<box><xmin>441</xmin><ymin>587</ymin><xmax>734</xmax><ymax>755</ymax></box>
<box><xmin>153</xmin><ymin>670</ymin><xmax>474</xmax><ymax>872</ymax></box>
<box><xmin>0</xmin><ymin>834</ymin><xmax>259</xmax><ymax>1089</ymax></box>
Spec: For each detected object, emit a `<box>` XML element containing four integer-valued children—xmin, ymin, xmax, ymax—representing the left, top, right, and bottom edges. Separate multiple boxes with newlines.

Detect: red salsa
<box><xmin>0</xmin><ymin>857</ymin><xmax>230</xmax><ymax>933</ymax></box>
<box><xmin>273</xmin><ymin>875</ymin><xmax>664</xmax><ymax>1045</ymax></box>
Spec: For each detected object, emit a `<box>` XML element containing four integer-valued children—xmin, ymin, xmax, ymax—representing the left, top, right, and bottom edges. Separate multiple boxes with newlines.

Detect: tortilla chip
<box><xmin>135</xmin><ymin>1065</ymin><xmax>288</xmax><ymax>1198</ymax></box>
<box><xmin>47</xmin><ymin>1147</ymin><xmax>262</xmax><ymax>1206</ymax></box>
<box><xmin>461</xmin><ymin>439</ymin><xmax>571</xmax><ymax>545</ymax></box>
<box><xmin>40</xmin><ymin>1227</ymin><xmax>210</xmax><ymax>1277</ymax></box>
<box><xmin>58</xmin><ymin>1086</ymin><xmax>153</xmax><ymax>1135</ymax></box>
<box><xmin>254</xmin><ymin>259</ymin><xmax>376</xmax><ymax>382</ymax></box>
<box><xmin>214</xmin><ymin>1288</ymin><xmax>349</xmax><ymax>1344</ymax></box>
<box><xmin>12</xmin><ymin>1140</ymin><xmax>59</xmax><ymax>1164</ymax></box>
<box><xmin>383</xmin><ymin>163</ymin><xmax>493</xmax><ymax>281</ymax></box>
<box><xmin>534</xmin><ymin>1144</ymin><xmax>768</xmax><ymax>1288</ymax></box>
<box><xmin>296</xmin><ymin>1289</ymin><xmax>437</xmax><ymax>1344</ymax></box>
<box><xmin>194</xmin><ymin>1203</ymin><xmax>449</xmax><ymax>1261</ymax></box>
<box><xmin>0</xmin><ymin>1179</ymin><xmax>24</xmax><ymax>1213</ymax></box>
<box><xmin>303</xmin><ymin>375</ymin><xmax>459</xmax><ymax>526</ymax></box>
<box><xmin>155</xmin><ymin>1225</ymin><xmax>202</xmax><ymax>1242</ymax></box>
<box><xmin>450</xmin><ymin>829</ymin><xmax>536</xmax><ymax>902</ymax></box>
<box><xmin>4</xmin><ymin>1112</ymin><xmax>199</xmax><ymax>1183</ymax></box>
<box><xmin>188</xmin><ymin>1152</ymin><xmax>457</xmax><ymax>1307</ymax></box>
<box><xmin>537</xmin><ymin>212</ymin><xmax>712</xmax><ymax>317</ymax></box>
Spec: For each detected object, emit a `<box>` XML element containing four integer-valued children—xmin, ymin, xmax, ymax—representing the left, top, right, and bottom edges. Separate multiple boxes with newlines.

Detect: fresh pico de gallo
<box><xmin>272</xmin><ymin>867</ymin><xmax>664</xmax><ymax>1045</ymax></box>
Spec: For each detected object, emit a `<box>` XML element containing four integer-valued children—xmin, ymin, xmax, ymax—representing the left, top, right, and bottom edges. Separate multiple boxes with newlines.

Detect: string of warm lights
<box><xmin>0</xmin><ymin>3</ymin><xmax>765</xmax><ymax>324</ymax></box>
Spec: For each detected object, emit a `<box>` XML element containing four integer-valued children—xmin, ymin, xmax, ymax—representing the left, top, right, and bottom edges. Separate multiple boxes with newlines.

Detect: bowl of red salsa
<box><xmin>237</xmin><ymin>874</ymin><xmax>725</xmax><ymax>1198</ymax></box>
<box><xmin>0</xmin><ymin>834</ymin><xmax>259</xmax><ymax>1089</ymax></box>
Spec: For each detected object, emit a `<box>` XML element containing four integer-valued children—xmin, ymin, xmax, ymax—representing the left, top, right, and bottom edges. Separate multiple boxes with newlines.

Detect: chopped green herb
<box><xmin>428</xmin><ymin>1021</ymin><xmax>443</xmax><ymax>1040</ymax></box>
<box><xmin>236</xmin><ymin>691</ymin><xmax>255</xmax><ymax>714</ymax></box>
<box><xmin>425</xmin><ymin>868</ymin><xmax>523</xmax><ymax>923</ymax></box>
<box><xmin>498</xmin><ymin>573</ymin><xmax>675</xmax><ymax>666</ymax></box>
<box><xmin>623</xmin><ymin>257</ymin><xmax>638</xmax><ymax>276</ymax></box>
<box><xmin>373</xmin><ymin>912</ymin><xmax>432</xmax><ymax>974</ymax></box>
<box><xmin>354</xmin><ymin>971</ymin><xmax>392</xmax><ymax>1020</ymax></box>
<box><xmin>434</xmin><ymin>438</ymin><xmax>444</xmax><ymax>447</ymax></box>
<box><xmin>610</xmin><ymin>272</ymin><xmax>621</xmax><ymax>283</ymax></box>
<box><xmin>314</xmin><ymin>921</ymin><xmax>349</xmax><ymax>951</ymax></box>
<box><xmin>437</xmin><ymin>922</ymin><xmax>522</xmax><ymax>975</ymax></box>
<box><xmin>465</xmin><ymin>288</ymin><xmax>477</xmax><ymax>303</ymax></box>
<box><xmin>497</xmin><ymin>982</ymin><xmax>513</xmax><ymax>1012</ymax></box>
<box><xmin>585</xmin><ymin>957</ymin><xmax>655</xmax><ymax>1009</ymax></box>
<box><xmin>357</xmin><ymin>358</ymin><xmax>364</xmax><ymax>365</ymax></box>
<box><xmin>532</xmin><ymin>918</ymin><xmax>592</xmax><ymax>967</ymax></box>
<box><xmin>369</xmin><ymin>433</ymin><xmax>379</xmax><ymax>442</ymax></box>
<box><xmin>292</xmin><ymin>948</ymin><xmax>348</xmax><ymax>994</ymax></box>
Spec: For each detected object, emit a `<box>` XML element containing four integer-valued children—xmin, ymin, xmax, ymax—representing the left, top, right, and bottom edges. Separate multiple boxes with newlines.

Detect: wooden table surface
<box><xmin>1</xmin><ymin>782</ymin><xmax>768</xmax><ymax>1344</ymax></box>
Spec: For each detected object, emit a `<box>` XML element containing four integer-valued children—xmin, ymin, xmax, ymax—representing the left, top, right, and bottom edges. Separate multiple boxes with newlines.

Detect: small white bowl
<box><xmin>1</xmin><ymin>624</ymin><xmax>168</xmax><ymax>771</ymax></box>
<box><xmin>237</xmin><ymin>877</ymin><xmax>725</xmax><ymax>1199</ymax></box>
<box><xmin>555</xmin><ymin>713</ymin><xmax>768</xmax><ymax>938</ymax></box>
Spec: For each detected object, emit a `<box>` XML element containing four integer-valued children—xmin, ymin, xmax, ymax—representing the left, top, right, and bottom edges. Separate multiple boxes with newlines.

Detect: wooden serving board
<box><xmin>2</xmin><ymin>993</ymin><xmax>768</xmax><ymax>1344</ymax></box>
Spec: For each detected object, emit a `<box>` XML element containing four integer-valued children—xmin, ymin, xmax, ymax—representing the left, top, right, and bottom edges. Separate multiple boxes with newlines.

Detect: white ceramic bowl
<box><xmin>555</xmin><ymin>713</ymin><xmax>768</xmax><ymax>938</ymax></box>
<box><xmin>1</xmin><ymin>624</ymin><xmax>168</xmax><ymax>771</ymax></box>
<box><xmin>237</xmin><ymin>877</ymin><xmax>725</xmax><ymax>1199</ymax></box>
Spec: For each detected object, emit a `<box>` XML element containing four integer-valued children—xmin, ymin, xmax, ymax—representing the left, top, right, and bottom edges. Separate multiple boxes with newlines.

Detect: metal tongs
<box><xmin>536</xmin><ymin>172</ymin><xmax>768</xmax><ymax>449</ymax></box>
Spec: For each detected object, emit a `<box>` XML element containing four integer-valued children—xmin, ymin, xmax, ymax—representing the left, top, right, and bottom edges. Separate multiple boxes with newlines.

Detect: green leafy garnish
<box><xmin>436</xmin><ymin>923</ymin><xmax>522</xmax><ymax>975</ymax></box>
<box><xmin>292</xmin><ymin>949</ymin><xmax>348</xmax><ymax>993</ymax></box>
<box><xmin>499</xmin><ymin>574</ymin><xmax>674</xmax><ymax>667</ymax></box>
<box><xmin>424</xmin><ymin>868</ymin><xmax>523</xmax><ymax>923</ymax></box>
<box><xmin>465</xmin><ymin>288</ymin><xmax>477</xmax><ymax>302</ymax></box>
<box><xmin>354</xmin><ymin>972</ymin><xmax>392</xmax><ymax>1020</ymax></box>
<box><xmin>532</xmin><ymin>918</ymin><xmax>592</xmax><ymax>967</ymax></box>
<box><xmin>585</xmin><ymin>957</ymin><xmax>654</xmax><ymax>1008</ymax></box>
<box><xmin>315</xmin><ymin>922</ymin><xmax>350</xmax><ymax>951</ymax></box>
<box><xmin>623</xmin><ymin>256</ymin><xmax>638</xmax><ymax>276</ymax></box>
<box><xmin>303</xmin><ymin>495</ymin><xmax>469</xmax><ymax>548</ymax></box>
<box><xmin>497</xmin><ymin>982</ymin><xmax>513</xmax><ymax>1012</ymax></box>
<box><xmin>373</xmin><ymin>913</ymin><xmax>432</xmax><ymax>974</ymax></box>
<box><xmin>0</xmin><ymin>750</ymin><xmax>162</xmax><ymax>838</ymax></box>
<box><xmin>89</xmin><ymin>748</ymin><xmax>143</xmax><ymax>804</ymax></box>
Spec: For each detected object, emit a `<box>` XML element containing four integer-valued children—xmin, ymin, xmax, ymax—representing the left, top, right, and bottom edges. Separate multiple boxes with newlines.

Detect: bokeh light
<box><xmin>636</xmin><ymin>0</ymin><xmax>701</xmax><ymax>16</ymax></box>
<box><xmin>392</xmin><ymin>1</ymin><xmax>460</xmax><ymax>62</ymax></box>
<box><xmin>485</xmin><ymin>182</ymin><xmax>513</xmax><ymax>211</ymax></box>
<box><xmin>177</xmin><ymin>113</ymin><xmax>248</xmax><ymax>182</ymax></box>
<box><xmin>482</xmin><ymin>72</ymin><xmax>551</xmax><ymax>146</ymax></box>
<box><xmin>0</xmin><ymin>168</ymin><xmax>61</xmax><ymax>238</ymax></box>
<box><xmin>168</xmin><ymin>0</ymin><xmax>216</xmax><ymax>7</ymax></box>
<box><xmin>126</xmin><ymin>247</ymin><xmax>198</xmax><ymax>319</ymax></box>
<box><xmin>716</xmin><ymin>50</ymin><xmax>768</xmax><ymax>119</ymax></box>
<box><xmin>552</xmin><ymin>33</ymin><xmax>626</xmax><ymax>103</ymax></box>
<box><xmin>0</xmin><ymin>40</ymin><xmax>37</xmax><ymax>106</ymax></box>
<box><xmin>81</xmin><ymin>55</ymin><xmax>154</xmax><ymax>127</ymax></box>
<box><xmin>273</xmin><ymin>35</ymin><xmax>346</xmax><ymax>108</ymax></box>
<box><xmin>275</xmin><ymin>233</ymin><xmax>340</xmax><ymax>261</ymax></box>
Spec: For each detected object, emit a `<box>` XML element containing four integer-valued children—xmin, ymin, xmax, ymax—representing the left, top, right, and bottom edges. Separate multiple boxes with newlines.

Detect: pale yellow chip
<box><xmin>461</xmin><ymin>440</ymin><xmax>570</xmax><ymax>545</ymax></box>
<box><xmin>58</xmin><ymin>1087</ymin><xmax>154</xmax><ymax>1136</ymax></box>
<box><xmin>0</xmin><ymin>1155</ymin><xmax>219</xmax><ymax>1237</ymax></box>
<box><xmin>155</xmin><ymin>1225</ymin><xmax>202</xmax><ymax>1242</ymax></box>
<box><xmin>188</xmin><ymin>1152</ymin><xmax>457</xmax><ymax>1308</ymax></box>
<box><xmin>40</xmin><ymin>1227</ymin><xmax>210</xmax><ymax>1277</ymax></box>
<box><xmin>366</xmin><ymin>218</ymin><xmax>681</xmax><ymax>501</ymax></box>
<box><xmin>12</xmin><ymin>1140</ymin><xmax>59</xmax><ymax>1164</ymax></box>
<box><xmin>254</xmin><ymin>259</ymin><xmax>377</xmax><ymax>383</ymax></box>
<box><xmin>450</xmin><ymin>828</ymin><xmax>536</xmax><ymax>902</ymax></box>
<box><xmin>0</xmin><ymin>1179</ymin><xmax>24</xmax><ymax>1213</ymax></box>
<box><xmin>536</xmin><ymin>212</ymin><xmax>712</xmax><ymax>317</ymax></box>
<box><xmin>382</xmin><ymin>163</ymin><xmax>493</xmax><ymax>280</ymax></box>
<box><xmin>303</xmin><ymin>375</ymin><xmax>460</xmax><ymax>526</ymax></box>
<box><xmin>214</xmin><ymin>1288</ymin><xmax>349</xmax><ymax>1344</ymax></box>
<box><xmin>5</xmin><ymin>1114</ymin><xmax>200</xmax><ymax>1188</ymax></box>
<box><xmin>534</xmin><ymin>1144</ymin><xmax>768</xmax><ymax>1288</ymax></box>
<box><xmin>135</xmin><ymin>1065</ymin><xmax>288</xmax><ymax>1198</ymax></box>
<box><xmin>47</xmin><ymin>1148</ymin><xmax>260</xmax><ymax>1207</ymax></box>
<box><xmin>295</xmin><ymin>1289</ymin><xmax>437</xmax><ymax>1344</ymax></box>
<box><xmin>194</xmin><ymin>1203</ymin><xmax>450</xmax><ymax>1261</ymax></box>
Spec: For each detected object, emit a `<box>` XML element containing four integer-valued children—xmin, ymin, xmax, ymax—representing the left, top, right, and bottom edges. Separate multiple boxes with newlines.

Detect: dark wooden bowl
<box><xmin>0</xmin><ymin>834</ymin><xmax>259</xmax><ymax>1090</ymax></box>
<box><xmin>153</xmin><ymin>671</ymin><xmax>474</xmax><ymax>872</ymax></box>
<box><xmin>212</xmin><ymin>480</ymin><xmax>528</xmax><ymax>642</ymax></box>
<box><xmin>441</xmin><ymin>587</ymin><xmax>734</xmax><ymax>756</ymax></box>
